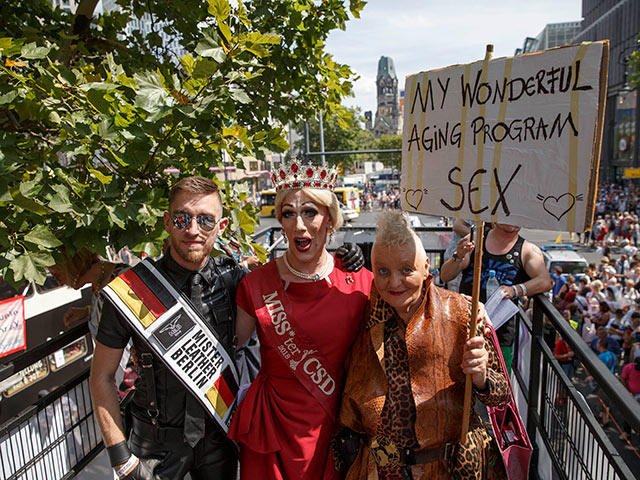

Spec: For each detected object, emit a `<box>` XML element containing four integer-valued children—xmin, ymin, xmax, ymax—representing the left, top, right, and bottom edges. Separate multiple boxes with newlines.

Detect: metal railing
<box><xmin>515</xmin><ymin>294</ymin><xmax>640</xmax><ymax>479</ymax></box>
<box><xmin>253</xmin><ymin>224</ymin><xmax>451</xmax><ymax>272</ymax></box>
<box><xmin>0</xmin><ymin>326</ymin><xmax>102</xmax><ymax>480</ymax></box>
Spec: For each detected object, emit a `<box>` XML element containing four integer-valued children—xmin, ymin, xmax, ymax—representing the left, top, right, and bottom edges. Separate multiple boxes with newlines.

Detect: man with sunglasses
<box><xmin>90</xmin><ymin>176</ymin><xmax>244</xmax><ymax>479</ymax></box>
<box><xmin>90</xmin><ymin>176</ymin><xmax>364</xmax><ymax>479</ymax></box>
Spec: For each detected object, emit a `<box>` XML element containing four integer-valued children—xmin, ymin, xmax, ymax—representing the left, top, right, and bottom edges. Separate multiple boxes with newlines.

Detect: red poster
<box><xmin>0</xmin><ymin>296</ymin><xmax>26</xmax><ymax>359</ymax></box>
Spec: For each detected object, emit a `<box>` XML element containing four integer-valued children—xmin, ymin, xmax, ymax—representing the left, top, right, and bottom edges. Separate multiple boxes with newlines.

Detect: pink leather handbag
<box><xmin>486</xmin><ymin>324</ymin><xmax>533</xmax><ymax>479</ymax></box>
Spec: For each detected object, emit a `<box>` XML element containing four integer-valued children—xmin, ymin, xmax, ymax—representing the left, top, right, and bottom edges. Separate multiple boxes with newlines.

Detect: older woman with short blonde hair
<box><xmin>338</xmin><ymin>211</ymin><xmax>509</xmax><ymax>479</ymax></box>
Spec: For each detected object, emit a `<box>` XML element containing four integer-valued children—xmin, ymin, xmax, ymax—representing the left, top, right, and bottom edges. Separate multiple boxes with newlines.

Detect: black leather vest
<box><xmin>129</xmin><ymin>254</ymin><xmax>245</xmax><ymax>427</ymax></box>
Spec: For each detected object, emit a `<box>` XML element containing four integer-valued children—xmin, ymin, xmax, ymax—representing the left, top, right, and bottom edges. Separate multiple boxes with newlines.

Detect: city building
<box><xmin>517</xmin><ymin>1</ymin><xmax>640</xmax><ymax>183</ymax></box>
<box><xmin>572</xmin><ymin>0</ymin><xmax>640</xmax><ymax>181</ymax></box>
<box><xmin>98</xmin><ymin>1</ymin><xmax>187</xmax><ymax>60</ymax></box>
<box><xmin>50</xmin><ymin>0</ymin><xmax>78</xmax><ymax>13</ymax></box>
<box><xmin>516</xmin><ymin>21</ymin><xmax>582</xmax><ymax>54</ymax></box>
<box><xmin>369</xmin><ymin>56</ymin><xmax>402</xmax><ymax>138</ymax></box>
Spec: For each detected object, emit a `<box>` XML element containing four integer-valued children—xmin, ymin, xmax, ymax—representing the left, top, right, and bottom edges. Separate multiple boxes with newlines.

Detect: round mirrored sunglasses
<box><xmin>172</xmin><ymin>212</ymin><xmax>218</xmax><ymax>232</ymax></box>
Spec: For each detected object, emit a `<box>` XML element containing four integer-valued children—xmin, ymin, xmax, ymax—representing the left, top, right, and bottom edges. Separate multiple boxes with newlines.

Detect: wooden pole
<box><xmin>459</xmin><ymin>44</ymin><xmax>493</xmax><ymax>444</ymax></box>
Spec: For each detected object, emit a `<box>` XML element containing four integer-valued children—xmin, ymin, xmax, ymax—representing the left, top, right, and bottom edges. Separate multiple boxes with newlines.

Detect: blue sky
<box><xmin>326</xmin><ymin>0</ymin><xmax>582</xmax><ymax>115</ymax></box>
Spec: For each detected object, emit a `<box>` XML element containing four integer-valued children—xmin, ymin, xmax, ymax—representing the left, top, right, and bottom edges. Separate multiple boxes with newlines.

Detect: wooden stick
<box><xmin>459</xmin><ymin>44</ymin><xmax>494</xmax><ymax>444</ymax></box>
<box><xmin>459</xmin><ymin>220</ymin><xmax>485</xmax><ymax>442</ymax></box>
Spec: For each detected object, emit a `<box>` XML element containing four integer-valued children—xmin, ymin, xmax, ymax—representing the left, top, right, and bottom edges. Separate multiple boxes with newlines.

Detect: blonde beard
<box><xmin>169</xmin><ymin>236</ymin><xmax>213</xmax><ymax>268</ymax></box>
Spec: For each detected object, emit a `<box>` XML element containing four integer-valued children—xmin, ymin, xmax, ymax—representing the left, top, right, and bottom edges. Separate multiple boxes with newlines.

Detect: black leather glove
<box><xmin>331</xmin><ymin>428</ymin><xmax>362</xmax><ymax>472</ymax></box>
<box><xmin>122</xmin><ymin>457</ymin><xmax>160</xmax><ymax>480</ymax></box>
<box><xmin>335</xmin><ymin>242</ymin><xmax>364</xmax><ymax>272</ymax></box>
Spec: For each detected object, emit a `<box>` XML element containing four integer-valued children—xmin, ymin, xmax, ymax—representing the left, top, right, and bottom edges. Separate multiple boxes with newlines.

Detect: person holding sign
<box><xmin>440</xmin><ymin>223</ymin><xmax>552</xmax><ymax>373</ymax></box>
<box><xmin>337</xmin><ymin>211</ymin><xmax>508</xmax><ymax>479</ymax></box>
<box><xmin>90</xmin><ymin>177</ymin><xmax>244</xmax><ymax>479</ymax></box>
<box><xmin>229</xmin><ymin>162</ymin><xmax>373</xmax><ymax>480</ymax></box>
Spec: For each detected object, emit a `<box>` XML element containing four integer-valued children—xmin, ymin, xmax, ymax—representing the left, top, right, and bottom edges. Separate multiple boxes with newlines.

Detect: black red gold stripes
<box><xmin>108</xmin><ymin>266</ymin><xmax>178</xmax><ymax>328</ymax></box>
<box><xmin>205</xmin><ymin>366</ymin><xmax>238</xmax><ymax>418</ymax></box>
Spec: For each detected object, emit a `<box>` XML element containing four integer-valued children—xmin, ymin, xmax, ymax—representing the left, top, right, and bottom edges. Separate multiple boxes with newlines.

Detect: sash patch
<box><xmin>153</xmin><ymin>313</ymin><xmax>195</xmax><ymax>352</ymax></box>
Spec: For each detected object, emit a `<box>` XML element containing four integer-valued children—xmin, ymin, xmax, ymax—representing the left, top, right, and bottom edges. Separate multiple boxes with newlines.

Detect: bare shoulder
<box><xmin>523</xmin><ymin>240</ymin><xmax>544</xmax><ymax>260</ymax></box>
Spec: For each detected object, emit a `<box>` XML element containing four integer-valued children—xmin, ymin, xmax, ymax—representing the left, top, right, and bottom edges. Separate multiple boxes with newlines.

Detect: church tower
<box><xmin>372</xmin><ymin>56</ymin><xmax>401</xmax><ymax>137</ymax></box>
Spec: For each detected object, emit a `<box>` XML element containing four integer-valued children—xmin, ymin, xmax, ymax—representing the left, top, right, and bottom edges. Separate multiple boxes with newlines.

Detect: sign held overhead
<box><xmin>401</xmin><ymin>41</ymin><xmax>608</xmax><ymax>232</ymax></box>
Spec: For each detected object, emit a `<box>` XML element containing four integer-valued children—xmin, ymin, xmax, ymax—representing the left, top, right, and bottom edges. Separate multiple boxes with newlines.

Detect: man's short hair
<box><xmin>631</xmin><ymin>311</ymin><xmax>640</xmax><ymax>319</ymax></box>
<box><xmin>168</xmin><ymin>176</ymin><xmax>220</xmax><ymax>210</ymax></box>
<box><xmin>554</xmin><ymin>265</ymin><xmax>563</xmax><ymax>273</ymax></box>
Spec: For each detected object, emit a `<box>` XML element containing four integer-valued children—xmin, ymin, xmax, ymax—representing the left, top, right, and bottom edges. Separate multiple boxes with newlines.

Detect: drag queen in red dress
<box><xmin>228</xmin><ymin>163</ymin><xmax>373</xmax><ymax>479</ymax></box>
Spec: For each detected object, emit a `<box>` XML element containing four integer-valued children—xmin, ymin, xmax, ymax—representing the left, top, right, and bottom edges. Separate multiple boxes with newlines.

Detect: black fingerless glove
<box><xmin>336</xmin><ymin>242</ymin><xmax>364</xmax><ymax>272</ymax></box>
<box><xmin>122</xmin><ymin>458</ymin><xmax>159</xmax><ymax>480</ymax></box>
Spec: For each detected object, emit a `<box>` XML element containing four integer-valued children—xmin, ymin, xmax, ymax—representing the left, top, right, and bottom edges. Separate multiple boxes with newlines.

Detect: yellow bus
<box><xmin>260</xmin><ymin>190</ymin><xmax>277</xmax><ymax>216</ymax></box>
<box><xmin>334</xmin><ymin>187</ymin><xmax>360</xmax><ymax>212</ymax></box>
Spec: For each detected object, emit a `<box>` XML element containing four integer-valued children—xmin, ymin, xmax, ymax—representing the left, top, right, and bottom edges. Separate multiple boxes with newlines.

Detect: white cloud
<box><xmin>327</xmin><ymin>0</ymin><xmax>582</xmax><ymax>114</ymax></box>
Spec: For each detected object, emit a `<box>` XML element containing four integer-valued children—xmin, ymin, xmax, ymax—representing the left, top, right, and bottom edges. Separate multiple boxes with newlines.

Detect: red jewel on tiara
<box><xmin>270</xmin><ymin>162</ymin><xmax>338</xmax><ymax>193</ymax></box>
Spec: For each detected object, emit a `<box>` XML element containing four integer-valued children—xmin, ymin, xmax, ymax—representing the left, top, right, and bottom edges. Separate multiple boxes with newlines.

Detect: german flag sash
<box><xmin>249</xmin><ymin>260</ymin><xmax>339</xmax><ymax>420</ymax></box>
<box><xmin>102</xmin><ymin>258</ymin><xmax>239</xmax><ymax>434</ymax></box>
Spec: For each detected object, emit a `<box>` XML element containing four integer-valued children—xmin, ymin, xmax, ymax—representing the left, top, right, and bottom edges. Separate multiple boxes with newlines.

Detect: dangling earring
<box><xmin>328</xmin><ymin>226</ymin><xmax>335</xmax><ymax>244</ymax></box>
<box><xmin>282</xmin><ymin>230</ymin><xmax>288</xmax><ymax>243</ymax></box>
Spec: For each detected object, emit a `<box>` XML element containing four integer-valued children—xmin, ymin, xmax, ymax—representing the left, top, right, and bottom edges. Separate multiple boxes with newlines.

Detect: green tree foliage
<box><xmin>0</xmin><ymin>0</ymin><xmax>365</xmax><ymax>284</ymax></box>
<box><xmin>294</xmin><ymin>106</ymin><xmax>375</xmax><ymax>169</ymax></box>
<box><xmin>374</xmin><ymin>134</ymin><xmax>402</xmax><ymax>168</ymax></box>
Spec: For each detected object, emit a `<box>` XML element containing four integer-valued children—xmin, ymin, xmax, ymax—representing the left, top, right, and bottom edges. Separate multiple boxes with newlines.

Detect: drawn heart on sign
<box><xmin>542</xmin><ymin>193</ymin><xmax>576</xmax><ymax>221</ymax></box>
<box><xmin>405</xmin><ymin>189</ymin><xmax>424</xmax><ymax>210</ymax></box>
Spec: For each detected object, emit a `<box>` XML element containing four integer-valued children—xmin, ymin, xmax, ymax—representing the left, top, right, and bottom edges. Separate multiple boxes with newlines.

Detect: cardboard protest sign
<box><xmin>0</xmin><ymin>296</ymin><xmax>26</xmax><ymax>359</ymax></box>
<box><xmin>401</xmin><ymin>41</ymin><xmax>608</xmax><ymax>232</ymax></box>
<box><xmin>102</xmin><ymin>260</ymin><xmax>238</xmax><ymax>433</ymax></box>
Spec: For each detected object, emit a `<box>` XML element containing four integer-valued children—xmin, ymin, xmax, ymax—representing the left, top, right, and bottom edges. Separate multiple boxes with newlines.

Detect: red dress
<box><xmin>228</xmin><ymin>259</ymin><xmax>372</xmax><ymax>480</ymax></box>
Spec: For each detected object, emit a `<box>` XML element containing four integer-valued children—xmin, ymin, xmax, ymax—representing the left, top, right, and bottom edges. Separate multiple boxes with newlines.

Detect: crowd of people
<box><xmin>585</xmin><ymin>183</ymin><xmax>640</xmax><ymax>247</ymax></box>
<box><xmin>546</xmin><ymin>239</ymin><xmax>640</xmax><ymax>437</ymax></box>
<box><xmin>359</xmin><ymin>188</ymin><xmax>401</xmax><ymax>211</ymax></box>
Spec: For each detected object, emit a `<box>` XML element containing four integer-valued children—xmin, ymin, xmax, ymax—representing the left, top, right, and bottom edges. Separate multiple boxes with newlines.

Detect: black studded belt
<box><xmin>368</xmin><ymin>436</ymin><xmax>456</xmax><ymax>467</ymax></box>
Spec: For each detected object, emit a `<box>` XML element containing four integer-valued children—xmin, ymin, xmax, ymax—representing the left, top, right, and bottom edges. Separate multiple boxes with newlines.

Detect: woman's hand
<box><xmin>462</xmin><ymin>336</ymin><xmax>488</xmax><ymax>389</ymax></box>
<box><xmin>455</xmin><ymin>234</ymin><xmax>475</xmax><ymax>259</ymax></box>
